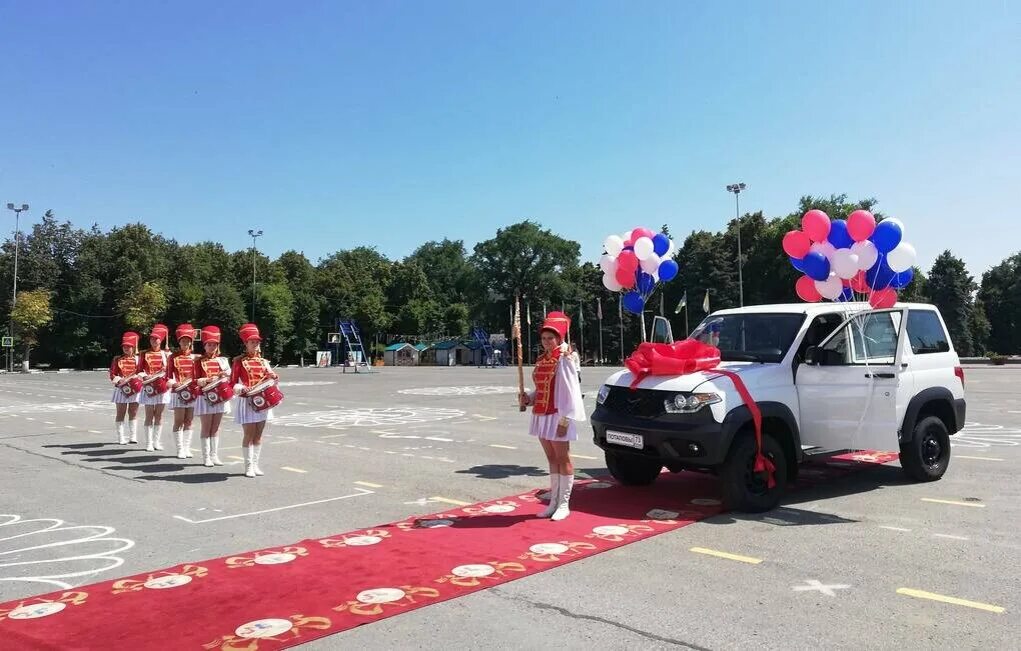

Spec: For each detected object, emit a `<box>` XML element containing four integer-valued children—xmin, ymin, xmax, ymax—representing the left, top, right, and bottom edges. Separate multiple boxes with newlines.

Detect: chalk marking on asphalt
<box><xmin>24</xmin><ymin>417</ymin><xmax>34</xmax><ymax>421</ymax></box>
<box><xmin>880</xmin><ymin>526</ymin><xmax>912</xmax><ymax>532</ymax></box>
<box><xmin>792</xmin><ymin>580</ymin><xmax>850</xmax><ymax>596</ymax></box>
<box><xmin>354</xmin><ymin>481</ymin><xmax>383</xmax><ymax>488</ymax></box>
<box><xmin>88</xmin><ymin>430</ymin><xmax>102</xmax><ymax>434</ymax></box>
<box><xmin>295</xmin><ymin>402</ymin><xmax>309</xmax><ymax>406</ymax></box>
<box><xmin>281</xmin><ymin>466</ymin><xmax>308</xmax><ymax>474</ymax></box>
<box><xmin>921</xmin><ymin>498</ymin><xmax>986</xmax><ymax>508</ymax></box>
<box><xmin>425</xmin><ymin>436</ymin><xmax>454</xmax><ymax>442</ymax></box>
<box><xmin>384</xmin><ymin>450</ymin><xmax>397</xmax><ymax>454</ymax></box>
<box><xmin>172</xmin><ymin>489</ymin><xmax>373</xmax><ymax>523</ymax></box>
<box><xmin>689</xmin><ymin>547</ymin><xmax>762</xmax><ymax>564</ymax></box>
<box><xmin>43</xmin><ymin>421</ymin><xmax>55</xmax><ymax>425</ymax></box>
<box><xmin>64</xmin><ymin>426</ymin><xmax>75</xmax><ymax>429</ymax></box>
<box><xmin>490</xmin><ymin>444</ymin><xmax>517</xmax><ymax>450</ymax></box>
<box><xmin>933</xmin><ymin>533</ymin><xmax>970</xmax><ymax>541</ymax></box>
<box><xmin>430</xmin><ymin>496</ymin><xmax>471</xmax><ymax>506</ymax></box>
<box><xmin>896</xmin><ymin>588</ymin><xmax>1004</xmax><ymax>613</ymax></box>
<box><xmin>956</xmin><ymin>455</ymin><xmax>1004</xmax><ymax>461</ymax></box>
<box><xmin>228</xmin><ymin>456</ymin><xmax>244</xmax><ymax>461</ymax></box>
<box><xmin>319</xmin><ymin>433</ymin><xmax>348</xmax><ymax>439</ymax></box>
<box><xmin>473</xmin><ymin>415</ymin><xmax>497</xmax><ymax>421</ymax></box>
<box><xmin>573</xmin><ymin>454</ymin><xmax>599</xmax><ymax>460</ymax></box>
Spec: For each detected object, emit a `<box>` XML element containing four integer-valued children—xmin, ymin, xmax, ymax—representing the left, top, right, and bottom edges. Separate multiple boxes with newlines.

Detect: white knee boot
<box><xmin>202</xmin><ymin>437</ymin><xmax>213</xmax><ymax>467</ymax></box>
<box><xmin>538</xmin><ymin>474</ymin><xmax>561</xmax><ymax>518</ymax></box>
<box><xmin>243</xmin><ymin>446</ymin><xmax>255</xmax><ymax>478</ymax></box>
<box><xmin>145</xmin><ymin>425</ymin><xmax>155</xmax><ymax>452</ymax></box>
<box><xmin>153</xmin><ymin>423</ymin><xmax>164</xmax><ymax>451</ymax></box>
<box><xmin>211</xmin><ymin>436</ymin><xmax>223</xmax><ymax>466</ymax></box>
<box><xmin>116</xmin><ymin>422</ymin><xmax>127</xmax><ymax>445</ymax></box>
<box><xmin>128</xmin><ymin>419</ymin><xmax>138</xmax><ymax>443</ymax></box>
<box><xmin>183</xmin><ymin>429</ymin><xmax>194</xmax><ymax>458</ymax></box>
<box><xmin>175</xmin><ymin>429</ymin><xmax>185</xmax><ymax>458</ymax></box>
<box><xmin>252</xmin><ymin>443</ymin><xmax>264</xmax><ymax>476</ymax></box>
<box><xmin>551</xmin><ymin>474</ymin><xmax>574</xmax><ymax>521</ymax></box>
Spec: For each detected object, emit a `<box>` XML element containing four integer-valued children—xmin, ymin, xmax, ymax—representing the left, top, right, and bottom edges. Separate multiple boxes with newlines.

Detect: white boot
<box><xmin>551</xmin><ymin>474</ymin><xmax>574</xmax><ymax>521</ymax></box>
<box><xmin>244</xmin><ymin>446</ymin><xmax>256</xmax><ymax>478</ymax></box>
<box><xmin>116</xmin><ymin>422</ymin><xmax>127</xmax><ymax>445</ymax></box>
<box><xmin>183</xmin><ymin>429</ymin><xmax>194</xmax><ymax>458</ymax></box>
<box><xmin>202</xmin><ymin>437</ymin><xmax>213</xmax><ymax>467</ymax></box>
<box><xmin>129</xmin><ymin>419</ymin><xmax>138</xmax><ymax>443</ymax></box>
<box><xmin>145</xmin><ymin>425</ymin><xmax>155</xmax><ymax>452</ymax></box>
<box><xmin>538</xmin><ymin>474</ymin><xmax>561</xmax><ymax>518</ymax></box>
<box><xmin>153</xmin><ymin>423</ymin><xmax>164</xmax><ymax>451</ymax></box>
<box><xmin>252</xmin><ymin>443</ymin><xmax>264</xmax><ymax>476</ymax></box>
<box><xmin>175</xmin><ymin>429</ymin><xmax>185</xmax><ymax>459</ymax></box>
<box><xmin>211</xmin><ymin>436</ymin><xmax>223</xmax><ymax>466</ymax></box>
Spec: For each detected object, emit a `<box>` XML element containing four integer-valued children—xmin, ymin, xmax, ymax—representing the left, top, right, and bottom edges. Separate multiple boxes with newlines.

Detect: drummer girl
<box><xmin>167</xmin><ymin>324</ymin><xmax>197</xmax><ymax>459</ymax></box>
<box><xmin>518</xmin><ymin>312</ymin><xmax>586</xmax><ymax>521</ymax></box>
<box><xmin>231</xmin><ymin>323</ymin><xmax>279</xmax><ymax>478</ymax></box>
<box><xmin>109</xmin><ymin>331</ymin><xmax>141</xmax><ymax>445</ymax></box>
<box><xmin>194</xmin><ymin>325</ymin><xmax>231</xmax><ymax>467</ymax></box>
<box><xmin>138</xmin><ymin>323</ymin><xmax>171</xmax><ymax>452</ymax></box>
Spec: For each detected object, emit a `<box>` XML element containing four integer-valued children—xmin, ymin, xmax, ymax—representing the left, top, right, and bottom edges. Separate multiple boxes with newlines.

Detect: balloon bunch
<box><xmin>783</xmin><ymin>209</ymin><xmax>916</xmax><ymax>309</ymax></box>
<box><xmin>600</xmin><ymin>227</ymin><xmax>679</xmax><ymax>314</ymax></box>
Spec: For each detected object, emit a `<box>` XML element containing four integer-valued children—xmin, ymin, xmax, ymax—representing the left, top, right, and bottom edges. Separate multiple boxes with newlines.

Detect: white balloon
<box><xmin>634</xmin><ymin>237</ymin><xmax>655</xmax><ymax>261</ymax></box>
<box><xmin>602</xmin><ymin>272</ymin><xmax>623</xmax><ymax>292</ymax></box>
<box><xmin>831</xmin><ymin>248</ymin><xmax>860</xmax><ymax>279</ymax></box>
<box><xmin>665</xmin><ymin>238</ymin><xmax>676</xmax><ymax>257</ymax></box>
<box><xmin>640</xmin><ymin>253</ymin><xmax>661</xmax><ymax>275</ymax></box>
<box><xmin>815</xmin><ymin>273</ymin><xmax>843</xmax><ymax>300</ymax></box>
<box><xmin>810</xmin><ymin>241</ymin><xmax>836</xmax><ymax>260</ymax></box>
<box><xmin>603</xmin><ymin>235</ymin><xmax>624</xmax><ymax>257</ymax></box>
<box><xmin>599</xmin><ymin>254</ymin><xmax>617</xmax><ymax>274</ymax></box>
<box><xmin>851</xmin><ymin>240</ymin><xmax>878</xmax><ymax>270</ymax></box>
<box><xmin>887</xmin><ymin>242</ymin><xmax>916</xmax><ymax>273</ymax></box>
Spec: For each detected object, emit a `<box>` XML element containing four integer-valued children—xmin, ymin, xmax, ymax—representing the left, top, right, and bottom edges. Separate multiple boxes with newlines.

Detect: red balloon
<box><xmin>782</xmin><ymin>230</ymin><xmax>811</xmax><ymax>259</ymax></box>
<box><xmin>869</xmin><ymin>287</ymin><xmax>897</xmax><ymax>309</ymax></box>
<box><xmin>841</xmin><ymin>277</ymin><xmax>852</xmax><ymax>287</ymax></box>
<box><xmin>849</xmin><ymin>270</ymin><xmax>869</xmax><ymax>293</ymax></box>
<box><xmin>802</xmin><ymin>209</ymin><xmax>831</xmax><ymax>243</ymax></box>
<box><xmin>617</xmin><ymin>251</ymin><xmax>639</xmax><ymax>272</ymax></box>
<box><xmin>615</xmin><ymin>266</ymin><xmax>636</xmax><ymax>289</ymax></box>
<box><xmin>847</xmin><ymin>210</ymin><xmax>876</xmax><ymax>242</ymax></box>
<box><xmin>795</xmin><ymin>275</ymin><xmax>822</xmax><ymax>302</ymax></box>
<box><xmin>631</xmin><ymin>227</ymin><xmax>655</xmax><ymax>241</ymax></box>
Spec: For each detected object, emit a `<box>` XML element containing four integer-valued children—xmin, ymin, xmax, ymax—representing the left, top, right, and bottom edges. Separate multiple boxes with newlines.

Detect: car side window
<box><xmin>819</xmin><ymin>324</ymin><xmax>853</xmax><ymax>363</ymax></box>
<box><xmin>796</xmin><ymin>313</ymin><xmax>844</xmax><ymax>361</ymax></box>
<box><xmin>849</xmin><ymin>312</ymin><xmax>901</xmax><ymax>364</ymax></box>
<box><xmin>906</xmin><ymin>310</ymin><xmax>951</xmax><ymax>354</ymax></box>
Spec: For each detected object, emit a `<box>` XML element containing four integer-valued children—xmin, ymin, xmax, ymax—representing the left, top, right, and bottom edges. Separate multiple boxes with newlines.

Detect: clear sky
<box><xmin>1</xmin><ymin>1</ymin><xmax>1018</xmax><ymax>275</ymax></box>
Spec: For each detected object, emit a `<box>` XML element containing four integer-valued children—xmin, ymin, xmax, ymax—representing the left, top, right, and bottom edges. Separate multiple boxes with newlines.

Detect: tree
<box><xmin>970</xmin><ymin>297</ymin><xmax>991</xmax><ymax>355</ymax></box>
<box><xmin>405</xmin><ymin>239</ymin><xmax>473</xmax><ymax>305</ymax></box>
<box><xmin>198</xmin><ymin>284</ymin><xmax>246</xmax><ymax>354</ymax></box>
<box><xmin>978</xmin><ymin>252</ymin><xmax>1021</xmax><ymax>355</ymax></box>
<box><xmin>926</xmin><ymin>251</ymin><xmax>977</xmax><ymax>356</ymax></box>
<box><xmin>12</xmin><ymin>289</ymin><xmax>53</xmax><ymax>368</ymax></box>
<box><xmin>119</xmin><ymin>281</ymin><xmax>169</xmax><ymax>332</ymax></box>
<box><xmin>898</xmin><ymin>267</ymin><xmax>929</xmax><ymax>303</ymax></box>
<box><xmin>290</xmin><ymin>290</ymin><xmax>322</xmax><ymax>364</ymax></box>
<box><xmin>257</xmin><ymin>283</ymin><xmax>295</xmax><ymax>361</ymax></box>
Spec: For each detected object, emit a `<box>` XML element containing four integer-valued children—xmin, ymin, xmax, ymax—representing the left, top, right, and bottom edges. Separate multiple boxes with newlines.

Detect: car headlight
<box><xmin>596</xmin><ymin>385</ymin><xmax>610</xmax><ymax>405</ymax></box>
<box><xmin>663</xmin><ymin>392</ymin><xmax>721</xmax><ymax>414</ymax></box>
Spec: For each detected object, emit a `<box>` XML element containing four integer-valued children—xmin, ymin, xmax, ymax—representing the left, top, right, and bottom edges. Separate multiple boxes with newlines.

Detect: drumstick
<box><xmin>514</xmin><ymin>292</ymin><xmax>525</xmax><ymax>413</ymax></box>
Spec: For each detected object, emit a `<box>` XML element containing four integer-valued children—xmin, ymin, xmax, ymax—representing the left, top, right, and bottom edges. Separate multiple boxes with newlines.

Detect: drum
<box><xmin>120</xmin><ymin>376</ymin><xmax>143</xmax><ymax>397</ymax></box>
<box><xmin>142</xmin><ymin>372</ymin><xmax>169</xmax><ymax>397</ymax></box>
<box><xmin>247</xmin><ymin>378</ymin><xmax>283</xmax><ymax>412</ymax></box>
<box><xmin>203</xmin><ymin>376</ymin><xmax>235</xmax><ymax>405</ymax></box>
<box><xmin>174</xmin><ymin>379</ymin><xmax>200</xmax><ymax>404</ymax></box>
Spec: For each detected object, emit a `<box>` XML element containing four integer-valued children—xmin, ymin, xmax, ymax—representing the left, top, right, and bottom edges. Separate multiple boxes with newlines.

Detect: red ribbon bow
<box><xmin>625</xmin><ymin>340</ymin><xmax>776</xmax><ymax>489</ymax></box>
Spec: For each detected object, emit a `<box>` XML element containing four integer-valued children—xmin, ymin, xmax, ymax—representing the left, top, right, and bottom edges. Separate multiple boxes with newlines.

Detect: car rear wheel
<box><xmin>900</xmin><ymin>415</ymin><xmax>950</xmax><ymax>482</ymax></box>
<box><xmin>720</xmin><ymin>433</ymin><xmax>788</xmax><ymax>513</ymax></box>
<box><xmin>605</xmin><ymin>450</ymin><xmax>662</xmax><ymax>486</ymax></box>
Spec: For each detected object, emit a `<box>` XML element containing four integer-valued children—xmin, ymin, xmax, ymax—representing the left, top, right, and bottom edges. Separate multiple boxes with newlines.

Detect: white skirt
<box><xmin>234</xmin><ymin>394</ymin><xmax>274</xmax><ymax>425</ymax></box>
<box><xmin>111</xmin><ymin>387</ymin><xmax>140</xmax><ymax>404</ymax></box>
<box><xmin>169</xmin><ymin>391</ymin><xmax>196</xmax><ymax>411</ymax></box>
<box><xmin>194</xmin><ymin>395</ymin><xmax>231</xmax><ymax>416</ymax></box>
<box><xmin>529</xmin><ymin>413</ymin><xmax>578</xmax><ymax>442</ymax></box>
<box><xmin>140</xmin><ymin>390</ymin><xmax>171</xmax><ymax>406</ymax></box>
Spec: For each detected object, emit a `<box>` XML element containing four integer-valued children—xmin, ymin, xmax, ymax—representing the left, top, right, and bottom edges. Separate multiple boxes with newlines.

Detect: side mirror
<box><xmin>804</xmin><ymin>346</ymin><xmax>818</xmax><ymax>365</ymax></box>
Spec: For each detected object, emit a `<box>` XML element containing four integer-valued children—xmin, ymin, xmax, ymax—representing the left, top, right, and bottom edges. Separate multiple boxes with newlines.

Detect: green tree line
<box><xmin>1</xmin><ymin>194</ymin><xmax>1016</xmax><ymax>368</ymax></box>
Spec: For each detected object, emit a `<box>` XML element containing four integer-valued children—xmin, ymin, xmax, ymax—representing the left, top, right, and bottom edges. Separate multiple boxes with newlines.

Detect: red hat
<box><xmin>175</xmin><ymin>324</ymin><xmax>196</xmax><ymax>342</ymax></box>
<box><xmin>540</xmin><ymin>311</ymin><xmax>570</xmax><ymax>341</ymax></box>
<box><xmin>121</xmin><ymin>332</ymin><xmax>140</xmax><ymax>348</ymax></box>
<box><xmin>150</xmin><ymin>323</ymin><xmax>169</xmax><ymax>342</ymax></box>
<box><xmin>200</xmin><ymin>326</ymin><xmax>221</xmax><ymax>344</ymax></box>
<box><xmin>239</xmin><ymin>323</ymin><xmax>262</xmax><ymax>343</ymax></box>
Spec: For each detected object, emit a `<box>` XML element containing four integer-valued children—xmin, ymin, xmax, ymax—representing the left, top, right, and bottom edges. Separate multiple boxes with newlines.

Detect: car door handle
<box><xmin>865</xmin><ymin>372</ymin><xmax>896</xmax><ymax>379</ymax></box>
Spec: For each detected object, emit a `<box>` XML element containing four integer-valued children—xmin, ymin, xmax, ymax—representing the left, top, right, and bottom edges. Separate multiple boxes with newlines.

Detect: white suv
<box><xmin>591</xmin><ymin>302</ymin><xmax>966</xmax><ymax>512</ymax></box>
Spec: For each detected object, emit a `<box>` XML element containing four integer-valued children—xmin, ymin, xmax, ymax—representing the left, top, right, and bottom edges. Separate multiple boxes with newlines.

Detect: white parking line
<box><xmin>933</xmin><ymin>533</ymin><xmax>969</xmax><ymax>541</ymax></box>
<box><xmin>880</xmin><ymin>526</ymin><xmax>912</xmax><ymax>532</ymax></box>
<box><xmin>955</xmin><ymin>455</ymin><xmax>1004</xmax><ymax>461</ymax></box>
<box><xmin>172</xmin><ymin>488</ymin><xmax>373</xmax><ymax>523</ymax></box>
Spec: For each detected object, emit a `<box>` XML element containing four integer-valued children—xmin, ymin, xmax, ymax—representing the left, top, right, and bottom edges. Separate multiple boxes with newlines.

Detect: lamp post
<box><xmin>247</xmin><ymin>229</ymin><xmax>263</xmax><ymax>323</ymax></box>
<box><xmin>726</xmin><ymin>183</ymin><xmax>746</xmax><ymax>307</ymax></box>
<box><xmin>6</xmin><ymin>203</ymin><xmax>28</xmax><ymax>373</ymax></box>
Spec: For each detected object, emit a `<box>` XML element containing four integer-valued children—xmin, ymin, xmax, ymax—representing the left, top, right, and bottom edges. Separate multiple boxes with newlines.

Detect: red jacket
<box><xmin>168</xmin><ymin>352</ymin><xmax>196</xmax><ymax>386</ymax></box>
<box><xmin>109</xmin><ymin>355</ymin><xmax>139</xmax><ymax>381</ymax></box>
<box><xmin>230</xmin><ymin>354</ymin><xmax>276</xmax><ymax>391</ymax></box>
<box><xmin>138</xmin><ymin>349</ymin><xmax>169</xmax><ymax>376</ymax></box>
<box><xmin>195</xmin><ymin>355</ymin><xmax>229</xmax><ymax>381</ymax></box>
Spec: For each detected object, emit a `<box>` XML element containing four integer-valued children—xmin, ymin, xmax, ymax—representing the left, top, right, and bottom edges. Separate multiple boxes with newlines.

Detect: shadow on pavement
<box><xmin>41</xmin><ymin>442</ymin><xmax>109</xmax><ymax>449</ymax></box>
<box><xmin>455</xmin><ymin>464</ymin><xmax>549</xmax><ymax>480</ymax></box>
<box><xmin>138</xmin><ymin>473</ymin><xmax>234</xmax><ymax>484</ymax></box>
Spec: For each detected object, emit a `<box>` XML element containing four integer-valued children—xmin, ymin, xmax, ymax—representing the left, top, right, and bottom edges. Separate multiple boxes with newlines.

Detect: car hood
<box><xmin>601</xmin><ymin>361</ymin><xmax>773</xmax><ymax>393</ymax></box>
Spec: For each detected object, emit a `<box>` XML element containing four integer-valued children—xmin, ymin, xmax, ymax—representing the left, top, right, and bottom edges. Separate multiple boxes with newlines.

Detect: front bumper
<box><xmin>590</xmin><ymin>400</ymin><xmax>728</xmax><ymax>467</ymax></box>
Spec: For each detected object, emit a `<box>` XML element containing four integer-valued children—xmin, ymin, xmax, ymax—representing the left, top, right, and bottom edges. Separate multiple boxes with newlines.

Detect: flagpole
<box><xmin>578</xmin><ymin>300</ymin><xmax>584</xmax><ymax>361</ymax></box>
<box><xmin>514</xmin><ymin>292</ymin><xmax>525</xmax><ymax>412</ymax></box>
<box><xmin>526</xmin><ymin>301</ymin><xmax>532</xmax><ymax>365</ymax></box>
<box><xmin>597</xmin><ymin>298</ymin><xmax>603</xmax><ymax>365</ymax></box>
<box><xmin>618</xmin><ymin>294</ymin><xmax>624</xmax><ymax>364</ymax></box>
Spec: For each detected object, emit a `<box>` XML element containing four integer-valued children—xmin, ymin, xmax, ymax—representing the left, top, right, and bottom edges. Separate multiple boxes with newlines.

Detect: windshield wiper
<box><xmin>720</xmin><ymin>352</ymin><xmax>761</xmax><ymax>362</ymax></box>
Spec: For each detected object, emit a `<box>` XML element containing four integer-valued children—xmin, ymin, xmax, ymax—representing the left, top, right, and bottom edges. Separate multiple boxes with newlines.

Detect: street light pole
<box><xmin>247</xmin><ymin>229</ymin><xmax>263</xmax><ymax>323</ymax></box>
<box><xmin>726</xmin><ymin>183</ymin><xmax>746</xmax><ymax>307</ymax></box>
<box><xmin>6</xmin><ymin>203</ymin><xmax>28</xmax><ymax>373</ymax></box>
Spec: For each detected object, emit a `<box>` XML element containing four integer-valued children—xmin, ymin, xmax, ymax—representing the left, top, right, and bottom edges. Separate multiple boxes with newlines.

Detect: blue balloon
<box><xmin>789</xmin><ymin>256</ymin><xmax>807</xmax><ymax>273</ymax></box>
<box><xmin>871</xmin><ymin>220</ymin><xmax>902</xmax><ymax>253</ymax></box>
<box><xmin>801</xmin><ymin>251</ymin><xmax>831</xmax><ymax>281</ymax></box>
<box><xmin>659</xmin><ymin>259</ymin><xmax>679</xmax><ymax>281</ymax></box>
<box><xmin>890</xmin><ymin>267</ymin><xmax>914</xmax><ymax>289</ymax></box>
<box><xmin>836</xmin><ymin>287</ymin><xmax>855</xmax><ymax>302</ymax></box>
<box><xmin>828</xmin><ymin>219</ymin><xmax>854</xmax><ymax>249</ymax></box>
<box><xmin>652</xmin><ymin>233</ymin><xmax>670</xmax><ymax>257</ymax></box>
<box><xmin>623</xmin><ymin>291</ymin><xmax>645</xmax><ymax>314</ymax></box>
<box><xmin>866</xmin><ymin>258</ymin><xmax>897</xmax><ymax>290</ymax></box>
<box><xmin>637</xmin><ymin>272</ymin><xmax>656</xmax><ymax>295</ymax></box>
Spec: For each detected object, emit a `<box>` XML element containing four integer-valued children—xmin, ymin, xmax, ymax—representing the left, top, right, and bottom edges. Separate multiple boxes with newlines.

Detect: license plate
<box><xmin>606</xmin><ymin>430</ymin><xmax>643</xmax><ymax>449</ymax></box>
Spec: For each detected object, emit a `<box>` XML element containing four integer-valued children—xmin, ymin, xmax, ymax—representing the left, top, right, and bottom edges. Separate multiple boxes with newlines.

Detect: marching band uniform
<box><xmin>230</xmin><ymin>323</ymin><xmax>279</xmax><ymax>477</ymax></box>
<box><xmin>524</xmin><ymin>312</ymin><xmax>586</xmax><ymax>521</ymax></box>
<box><xmin>110</xmin><ymin>332</ymin><xmax>141</xmax><ymax>444</ymax></box>
<box><xmin>138</xmin><ymin>324</ymin><xmax>171</xmax><ymax>451</ymax></box>
<box><xmin>168</xmin><ymin>324</ymin><xmax>197</xmax><ymax>459</ymax></box>
<box><xmin>194</xmin><ymin>325</ymin><xmax>231</xmax><ymax>467</ymax></box>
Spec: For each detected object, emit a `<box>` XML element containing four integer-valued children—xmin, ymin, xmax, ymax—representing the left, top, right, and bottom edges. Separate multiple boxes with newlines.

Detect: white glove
<box><xmin>559</xmin><ymin>342</ymin><xmax>570</xmax><ymax>355</ymax></box>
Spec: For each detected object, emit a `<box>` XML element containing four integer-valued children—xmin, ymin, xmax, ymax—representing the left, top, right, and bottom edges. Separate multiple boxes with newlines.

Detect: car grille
<box><xmin>601</xmin><ymin>386</ymin><xmax>665</xmax><ymax>418</ymax></box>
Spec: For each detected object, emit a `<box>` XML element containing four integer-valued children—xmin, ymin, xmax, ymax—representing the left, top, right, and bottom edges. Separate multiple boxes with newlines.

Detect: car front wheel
<box><xmin>720</xmin><ymin>433</ymin><xmax>788</xmax><ymax>513</ymax></box>
<box><xmin>900</xmin><ymin>415</ymin><xmax>950</xmax><ymax>482</ymax></box>
<box><xmin>605</xmin><ymin>450</ymin><xmax>662</xmax><ymax>486</ymax></box>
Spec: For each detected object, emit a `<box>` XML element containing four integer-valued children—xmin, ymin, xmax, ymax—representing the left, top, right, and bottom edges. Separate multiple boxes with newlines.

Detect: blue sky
<box><xmin>1</xmin><ymin>1</ymin><xmax>1018</xmax><ymax>275</ymax></box>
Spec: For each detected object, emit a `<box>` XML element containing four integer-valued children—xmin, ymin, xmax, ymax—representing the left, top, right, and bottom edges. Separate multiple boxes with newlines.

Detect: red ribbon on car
<box><xmin>625</xmin><ymin>340</ymin><xmax>776</xmax><ymax>488</ymax></box>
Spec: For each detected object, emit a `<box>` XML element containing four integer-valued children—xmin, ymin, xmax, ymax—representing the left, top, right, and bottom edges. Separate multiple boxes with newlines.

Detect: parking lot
<box><xmin>0</xmin><ymin>365</ymin><xmax>1018</xmax><ymax>649</ymax></box>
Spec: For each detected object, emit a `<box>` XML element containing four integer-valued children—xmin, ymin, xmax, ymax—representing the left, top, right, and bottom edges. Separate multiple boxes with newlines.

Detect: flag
<box><xmin>703</xmin><ymin>290</ymin><xmax>710</xmax><ymax>313</ymax></box>
<box><xmin>597</xmin><ymin>298</ymin><xmax>603</xmax><ymax>321</ymax></box>
<box><xmin>675</xmin><ymin>291</ymin><xmax>687</xmax><ymax>314</ymax></box>
<box><xmin>526</xmin><ymin>303</ymin><xmax>531</xmax><ymax>326</ymax></box>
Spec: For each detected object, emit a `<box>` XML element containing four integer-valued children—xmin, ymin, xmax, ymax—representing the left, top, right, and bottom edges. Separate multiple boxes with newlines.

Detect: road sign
<box><xmin>1</xmin><ymin>337</ymin><xmax>12</xmax><ymax>348</ymax></box>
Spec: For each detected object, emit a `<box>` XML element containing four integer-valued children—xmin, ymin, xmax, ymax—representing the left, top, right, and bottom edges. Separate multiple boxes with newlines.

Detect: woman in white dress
<box><xmin>193</xmin><ymin>325</ymin><xmax>231</xmax><ymax>467</ymax></box>
<box><xmin>167</xmin><ymin>324</ymin><xmax>198</xmax><ymax>459</ymax></box>
<box><xmin>230</xmin><ymin>323</ymin><xmax>280</xmax><ymax>478</ymax></box>
<box><xmin>109</xmin><ymin>331</ymin><xmax>141</xmax><ymax>445</ymax></box>
<box><xmin>518</xmin><ymin>311</ymin><xmax>586</xmax><ymax>521</ymax></box>
<box><xmin>138</xmin><ymin>323</ymin><xmax>171</xmax><ymax>452</ymax></box>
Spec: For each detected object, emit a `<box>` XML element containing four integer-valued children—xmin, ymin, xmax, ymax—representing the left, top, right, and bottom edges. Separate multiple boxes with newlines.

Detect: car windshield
<box><xmin>688</xmin><ymin>313</ymin><xmax>806</xmax><ymax>363</ymax></box>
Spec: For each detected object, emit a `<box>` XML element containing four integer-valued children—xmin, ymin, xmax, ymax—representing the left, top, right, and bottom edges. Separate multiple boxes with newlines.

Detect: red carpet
<box><xmin>0</xmin><ymin>452</ymin><xmax>896</xmax><ymax>650</ymax></box>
